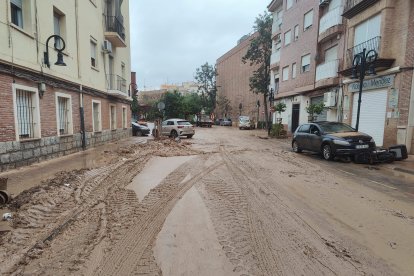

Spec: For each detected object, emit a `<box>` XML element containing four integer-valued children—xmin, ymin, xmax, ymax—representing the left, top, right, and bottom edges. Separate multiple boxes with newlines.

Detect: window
<box><xmin>10</xmin><ymin>0</ymin><xmax>23</xmax><ymax>28</ymax></box>
<box><xmin>56</xmin><ymin>93</ymin><xmax>73</xmax><ymax>136</ymax></box>
<box><xmin>92</xmin><ymin>100</ymin><xmax>102</xmax><ymax>132</ymax></box>
<box><xmin>282</xmin><ymin>66</ymin><xmax>289</xmax><ymax>81</ymax></box>
<box><xmin>53</xmin><ymin>9</ymin><xmax>66</xmax><ymax>48</ymax></box>
<box><xmin>310</xmin><ymin>125</ymin><xmax>320</xmax><ymax>135</ymax></box>
<box><xmin>13</xmin><ymin>84</ymin><xmax>41</xmax><ymax>140</ymax></box>
<box><xmin>298</xmin><ymin>124</ymin><xmax>310</xmax><ymax>133</ymax></box>
<box><xmin>292</xmin><ymin>63</ymin><xmax>297</xmax><ymax>79</ymax></box>
<box><xmin>354</xmin><ymin>14</ymin><xmax>381</xmax><ymax>46</ymax></box>
<box><xmin>122</xmin><ymin>106</ymin><xmax>127</xmax><ymax>128</ymax></box>
<box><xmin>284</xmin><ymin>30</ymin><xmax>291</xmax><ymax>46</ymax></box>
<box><xmin>286</xmin><ymin>0</ymin><xmax>293</xmax><ymax>10</ymax></box>
<box><xmin>304</xmin><ymin>9</ymin><xmax>313</xmax><ymax>31</ymax></box>
<box><xmin>301</xmin><ymin>54</ymin><xmax>311</xmax><ymax>72</ymax></box>
<box><xmin>90</xmin><ymin>38</ymin><xmax>97</xmax><ymax>68</ymax></box>
<box><xmin>110</xmin><ymin>105</ymin><xmax>116</xmax><ymax>130</ymax></box>
<box><xmin>294</xmin><ymin>25</ymin><xmax>299</xmax><ymax>41</ymax></box>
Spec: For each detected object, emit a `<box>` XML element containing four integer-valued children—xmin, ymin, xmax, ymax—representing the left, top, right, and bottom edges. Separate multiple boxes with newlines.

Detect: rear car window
<box><xmin>298</xmin><ymin>124</ymin><xmax>310</xmax><ymax>133</ymax></box>
<box><xmin>177</xmin><ymin>121</ymin><xmax>192</xmax><ymax>125</ymax></box>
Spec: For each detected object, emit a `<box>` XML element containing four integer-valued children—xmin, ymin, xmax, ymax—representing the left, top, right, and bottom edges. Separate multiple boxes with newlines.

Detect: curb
<box><xmin>394</xmin><ymin>167</ymin><xmax>414</xmax><ymax>175</ymax></box>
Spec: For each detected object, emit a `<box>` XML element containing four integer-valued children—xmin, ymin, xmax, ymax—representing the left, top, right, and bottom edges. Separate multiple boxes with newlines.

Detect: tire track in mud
<box><xmin>93</xmin><ymin>156</ymin><xmax>223</xmax><ymax>276</ymax></box>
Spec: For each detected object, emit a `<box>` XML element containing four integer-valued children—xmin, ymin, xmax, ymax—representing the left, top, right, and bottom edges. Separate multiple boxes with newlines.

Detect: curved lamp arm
<box><xmin>44</xmin><ymin>35</ymin><xmax>66</xmax><ymax>68</ymax></box>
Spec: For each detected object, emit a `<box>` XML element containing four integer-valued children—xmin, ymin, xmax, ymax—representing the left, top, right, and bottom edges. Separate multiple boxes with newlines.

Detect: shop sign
<box><xmin>348</xmin><ymin>75</ymin><xmax>394</xmax><ymax>93</ymax></box>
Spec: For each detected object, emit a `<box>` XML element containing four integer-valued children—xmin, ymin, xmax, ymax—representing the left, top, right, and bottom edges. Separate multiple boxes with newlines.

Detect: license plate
<box><xmin>356</xmin><ymin>144</ymin><xmax>369</xmax><ymax>149</ymax></box>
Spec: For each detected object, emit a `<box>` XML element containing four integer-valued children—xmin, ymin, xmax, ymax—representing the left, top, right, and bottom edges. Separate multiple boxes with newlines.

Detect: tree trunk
<box><xmin>263</xmin><ymin>93</ymin><xmax>269</xmax><ymax>128</ymax></box>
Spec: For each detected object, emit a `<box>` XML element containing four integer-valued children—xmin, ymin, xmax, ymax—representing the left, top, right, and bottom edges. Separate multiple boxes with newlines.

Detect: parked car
<box><xmin>220</xmin><ymin>118</ymin><xmax>232</xmax><ymax>126</ymax></box>
<box><xmin>292</xmin><ymin>121</ymin><xmax>376</xmax><ymax>161</ymax></box>
<box><xmin>132</xmin><ymin>122</ymin><xmax>151</xmax><ymax>136</ymax></box>
<box><xmin>161</xmin><ymin>119</ymin><xmax>195</xmax><ymax>138</ymax></box>
<box><xmin>239</xmin><ymin>116</ymin><xmax>253</xmax><ymax>130</ymax></box>
<box><xmin>214</xmin><ymin>118</ymin><xmax>223</xmax><ymax>125</ymax></box>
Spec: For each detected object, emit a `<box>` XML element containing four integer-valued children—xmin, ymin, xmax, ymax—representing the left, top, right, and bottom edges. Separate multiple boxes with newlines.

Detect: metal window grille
<box><xmin>93</xmin><ymin>102</ymin><xmax>100</xmax><ymax>131</ymax></box>
<box><xmin>16</xmin><ymin>89</ymin><xmax>35</xmax><ymax>139</ymax></box>
<box><xmin>122</xmin><ymin>108</ymin><xmax>126</xmax><ymax>128</ymax></box>
<box><xmin>58</xmin><ymin>97</ymin><xmax>70</xmax><ymax>135</ymax></box>
<box><xmin>110</xmin><ymin>106</ymin><xmax>116</xmax><ymax>129</ymax></box>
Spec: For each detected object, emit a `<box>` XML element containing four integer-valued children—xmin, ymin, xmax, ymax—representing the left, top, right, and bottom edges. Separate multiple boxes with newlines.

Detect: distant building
<box><xmin>0</xmin><ymin>0</ymin><xmax>131</xmax><ymax>171</ymax></box>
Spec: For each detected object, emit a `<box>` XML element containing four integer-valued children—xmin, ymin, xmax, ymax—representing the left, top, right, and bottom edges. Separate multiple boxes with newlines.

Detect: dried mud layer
<box><xmin>1</xmin><ymin>128</ymin><xmax>414</xmax><ymax>276</ymax></box>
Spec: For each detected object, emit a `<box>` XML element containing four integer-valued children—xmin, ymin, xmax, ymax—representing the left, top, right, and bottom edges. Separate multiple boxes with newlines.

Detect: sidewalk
<box><xmin>383</xmin><ymin>154</ymin><xmax>414</xmax><ymax>175</ymax></box>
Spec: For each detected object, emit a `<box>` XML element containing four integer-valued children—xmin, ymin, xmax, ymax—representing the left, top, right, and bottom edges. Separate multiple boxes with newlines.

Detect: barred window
<box><xmin>110</xmin><ymin>105</ymin><xmax>116</xmax><ymax>130</ymax></box>
<box><xmin>92</xmin><ymin>101</ymin><xmax>101</xmax><ymax>132</ymax></box>
<box><xmin>122</xmin><ymin>107</ymin><xmax>127</xmax><ymax>128</ymax></box>
<box><xmin>57</xmin><ymin>96</ymin><xmax>71</xmax><ymax>135</ymax></box>
<box><xmin>16</xmin><ymin>89</ymin><xmax>36</xmax><ymax>139</ymax></box>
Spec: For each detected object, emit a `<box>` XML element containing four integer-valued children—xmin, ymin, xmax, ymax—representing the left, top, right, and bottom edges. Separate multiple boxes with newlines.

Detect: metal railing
<box><xmin>271</xmin><ymin>51</ymin><xmax>280</xmax><ymax>65</ymax></box>
<box><xmin>316</xmin><ymin>59</ymin><xmax>340</xmax><ymax>82</ymax></box>
<box><xmin>107</xmin><ymin>74</ymin><xmax>127</xmax><ymax>93</ymax></box>
<box><xmin>104</xmin><ymin>15</ymin><xmax>126</xmax><ymax>41</ymax></box>
<box><xmin>319</xmin><ymin>6</ymin><xmax>344</xmax><ymax>35</ymax></box>
<box><xmin>272</xmin><ymin>18</ymin><xmax>282</xmax><ymax>33</ymax></box>
<box><xmin>344</xmin><ymin>0</ymin><xmax>368</xmax><ymax>13</ymax></box>
<box><xmin>346</xmin><ymin>36</ymin><xmax>381</xmax><ymax>67</ymax></box>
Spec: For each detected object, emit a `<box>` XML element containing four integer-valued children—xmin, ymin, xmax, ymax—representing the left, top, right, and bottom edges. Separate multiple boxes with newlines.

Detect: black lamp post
<box><xmin>239</xmin><ymin>103</ymin><xmax>242</xmax><ymax>116</ymax></box>
<box><xmin>351</xmin><ymin>48</ymin><xmax>378</xmax><ymax>131</ymax></box>
<box><xmin>256</xmin><ymin>100</ymin><xmax>260</xmax><ymax>129</ymax></box>
<box><xmin>268</xmin><ymin>88</ymin><xmax>274</xmax><ymax>135</ymax></box>
<box><xmin>44</xmin><ymin>35</ymin><xmax>67</xmax><ymax>68</ymax></box>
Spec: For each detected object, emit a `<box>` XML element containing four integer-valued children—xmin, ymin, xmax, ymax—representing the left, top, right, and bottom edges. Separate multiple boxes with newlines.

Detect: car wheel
<box><xmin>322</xmin><ymin>144</ymin><xmax>334</xmax><ymax>161</ymax></box>
<box><xmin>132</xmin><ymin>129</ymin><xmax>137</xmax><ymax>136</ymax></box>
<box><xmin>186</xmin><ymin>135</ymin><xmax>193</xmax><ymax>139</ymax></box>
<box><xmin>170</xmin><ymin>130</ymin><xmax>178</xmax><ymax>138</ymax></box>
<box><xmin>292</xmin><ymin>140</ymin><xmax>302</xmax><ymax>153</ymax></box>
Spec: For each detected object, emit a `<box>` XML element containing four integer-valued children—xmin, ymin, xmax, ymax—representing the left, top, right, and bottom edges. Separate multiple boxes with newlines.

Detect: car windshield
<box><xmin>177</xmin><ymin>121</ymin><xmax>192</xmax><ymax>125</ymax></box>
<box><xmin>240</xmin><ymin>119</ymin><xmax>249</xmax><ymax>123</ymax></box>
<box><xmin>319</xmin><ymin>122</ymin><xmax>355</xmax><ymax>133</ymax></box>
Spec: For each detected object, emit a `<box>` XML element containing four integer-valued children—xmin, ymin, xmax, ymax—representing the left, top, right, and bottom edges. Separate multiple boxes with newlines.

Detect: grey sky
<box><xmin>130</xmin><ymin>0</ymin><xmax>270</xmax><ymax>90</ymax></box>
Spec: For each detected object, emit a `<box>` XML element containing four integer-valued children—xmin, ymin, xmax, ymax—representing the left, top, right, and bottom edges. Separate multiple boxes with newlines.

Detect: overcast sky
<box><xmin>130</xmin><ymin>0</ymin><xmax>270</xmax><ymax>90</ymax></box>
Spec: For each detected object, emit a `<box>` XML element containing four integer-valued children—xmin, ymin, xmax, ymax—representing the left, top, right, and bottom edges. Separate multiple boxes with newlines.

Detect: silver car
<box><xmin>161</xmin><ymin>119</ymin><xmax>195</xmax><ymax>138</ymax></box>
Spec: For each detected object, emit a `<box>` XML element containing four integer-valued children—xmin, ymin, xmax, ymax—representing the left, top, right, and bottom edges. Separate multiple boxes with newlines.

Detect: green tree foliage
<box><xmin>242</xmin><ymin>12</ymin><xmax>273</xmax><ymax>125</ymax></box>
<box><xmin>130</xmin><ymin>92</ymin><xmax>139</xmax><ymax>119</ymax></box>
<box><xmin>161</xmin><ymin>90</ymin><xmax>183</xmax><ymax>119</ymax></box>
<box><xmin>154</xmin><ymin>90</ymin><xmax>204</xmax><ymax>121</ymax></box>
<box><xmin>216</xmin><ymin>93</ymin><xmax>232</xmax><ymax>118</ymax></box>
<box><xmin>194</xmin><ymin>62</ymin><xmax>217</xmax><ymax>113</ymax></box>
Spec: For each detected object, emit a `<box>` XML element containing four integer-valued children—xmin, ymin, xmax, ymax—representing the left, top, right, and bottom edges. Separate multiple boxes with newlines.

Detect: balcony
<box><xmin>315</xmin><ymin>59</ymin><xmax>340</xmax><ymax>88</ymax></box>
<box><xmin>342</xmin><ymin>0</ymin><xmax>380</xmax><ymax>19</ymax></box>
<box><xmin>318</xmin><ymin>6</ymin><xmax>344</xmax><ymax>43</ymax></box>
<box><xmin>340</xmin><ymin>36</ymin><xmax>395</xmax><ymax>76</ymax></box>
<box><xmin>270</xmin><ymin>51</ymin><xmax>280</xmax><ymax>70</ymax></box>
<box><xmin>104</xmin><ymin>15</ymin><xmax>127</xmax><ymax>47</ymax></box>
<box><xmin>272</xmin><ymin>18</ymin><xmax>282</xmax><ymax>37</ymax></box>
<box><xmin>107</xmin><ymin>74</ymin><xmax>128</xmax><ymax>98</ymax></box>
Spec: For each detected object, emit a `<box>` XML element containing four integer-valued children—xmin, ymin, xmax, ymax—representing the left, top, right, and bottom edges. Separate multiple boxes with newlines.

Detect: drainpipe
<box><xmin>79</xmin><ymin>86</ymin><xmax>86</xmax><ymax>150</ymax></box>
<box><xmin>75</xmin><ymin>0</ymin><xmax>81</xmax><ymax>79</ymax></box>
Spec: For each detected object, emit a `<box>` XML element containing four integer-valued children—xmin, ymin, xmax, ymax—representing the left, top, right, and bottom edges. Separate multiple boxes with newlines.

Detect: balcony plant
<box><xmin>275</xmin><ymin>102</ymin><xmax>286</xmax><ymax>124</ymax></box>
<box><xmin>306</xmin><ymin>102</ymin><xmax>325</xmax><ymax>122</ymax></box>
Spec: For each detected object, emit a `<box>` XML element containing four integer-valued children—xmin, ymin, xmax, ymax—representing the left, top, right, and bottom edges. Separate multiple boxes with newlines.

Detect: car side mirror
<box><xmin>312</xmin><ymin>130</ymin><xmax>320</xmax><ymax>136</ymax></box>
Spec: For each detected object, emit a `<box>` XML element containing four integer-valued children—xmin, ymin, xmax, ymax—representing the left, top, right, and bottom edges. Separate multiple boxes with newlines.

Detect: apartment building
<box><xmin>216</xmin><ymin>34</ymin><xmax>262</xmax><ymax>122</ymax></box>
<box><xmin>340</xmin><ymin>0</ymin><xmax>414</xmax><ymax>151</ymax></box>
<box><xmin>0</xmin><ymin>0</ymin><xmax>132</xmax><ymax>171</ymax></box>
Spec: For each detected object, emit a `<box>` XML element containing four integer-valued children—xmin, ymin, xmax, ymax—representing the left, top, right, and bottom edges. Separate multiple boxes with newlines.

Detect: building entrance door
<box><xmin>291</xmin><ymin>104</ymin><xmax>300</xmax><ymax>133</ymax></box>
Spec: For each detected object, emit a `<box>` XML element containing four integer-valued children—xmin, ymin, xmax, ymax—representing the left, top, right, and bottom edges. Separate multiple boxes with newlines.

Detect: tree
<box><xmin>130</xmin><ymin>92</ymin><xmax>139</xmax><ymax>120</ymax></box>
<box><xmin>216</xmin><ymin>94</ymin><xmax>232</xmax><ymax>118</ymax></box>
<box><xmin>194</xmin><ymin>62</ymin><xmax>217</xmax><ymax>113</ymax></box>
<box><xmin>306</xmin><ymin>103</ymin><xmax>325</xmax><ymax>122</ymax></box>
<box><xmin>242</xmin><ymin>12</ymin><xmax>273</xmax><ymax>127</ymax></box>
<box><xmin>162</xmin><ymin>90</ymin><xmax>183</xmax><ymax>119</ymax></box>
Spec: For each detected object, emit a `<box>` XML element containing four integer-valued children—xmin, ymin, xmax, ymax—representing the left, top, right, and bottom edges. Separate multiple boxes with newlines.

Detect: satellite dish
<box><xmin>157</xmin><ymin>102</ymin><xmax>165</xmax><ymax>110</ymax></box>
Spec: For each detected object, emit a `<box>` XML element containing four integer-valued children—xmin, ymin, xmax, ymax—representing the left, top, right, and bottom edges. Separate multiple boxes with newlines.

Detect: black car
<box><xmin>220</xmin><ymin>118</ymin><xmax>232</xmax><ymax>126</ymax></box>
<box><xmin>292</xmin><ymin>122</ymin><xmax>376</xmax><ymax>160</ymax></box>
<box><xmin>132</xmin><ymin>122</ymin><xmax>151</xmax><ymax>136</ymax></box>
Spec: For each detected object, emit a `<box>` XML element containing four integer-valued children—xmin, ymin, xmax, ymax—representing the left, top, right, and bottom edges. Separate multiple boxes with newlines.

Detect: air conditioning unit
<box><xmin>103</xmin><ymin>40</ymin><xmax>113</xmax><ymax>53</ymax></box>
<box><xmin>319</xmin><ymin>0</ymin><xmax>330</xmax><ymax>6</ymax></box>
<box><xmin>323</xmin><ymin>91</ymin><xmax>336</xmax><ymax>107</ymax></box>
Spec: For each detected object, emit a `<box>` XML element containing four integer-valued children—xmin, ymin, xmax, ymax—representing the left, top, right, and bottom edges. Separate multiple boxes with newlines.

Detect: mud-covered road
<box><xmin>1</xmin><ymin>126</ymin><xmax>414</xmax><ymax>275</ymax></box>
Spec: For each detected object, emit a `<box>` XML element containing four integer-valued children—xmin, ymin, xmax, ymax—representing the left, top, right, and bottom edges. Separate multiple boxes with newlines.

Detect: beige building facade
<box><xmin>0</xmin><ymin>0</ymin><xmax>132</xmax><ymax>171</ymax></box>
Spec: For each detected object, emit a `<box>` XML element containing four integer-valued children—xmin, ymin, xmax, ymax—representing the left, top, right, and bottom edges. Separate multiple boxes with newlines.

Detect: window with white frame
<box><xmin>92</xmin><ymin>100</ymin><xmax>102</xmax><ymax>132</ymax></box>
<box><xmin>286</xmin><ymin>0</ymin><xmax>293</xmax><ymax>10</ymax></box>
<box><xmin>122</xmin><ymin>106</ymin><xmax>127</xmax><ymax>128</ymax></box>
<box><xmin>53</xmin><ymin>8</ymin><xmax>66</xmax><ymax>48</ymax></box>
<box><xmin>294</xmin><ymin>25</ymin><xmax>299</xmax><ymax>41</ymax></box>
<box><xmin>284</xmin><ymin>30</ymin><xmax>291</xmax><ymax>46</ymax></box>
<box><xmin>13</xmin><ymin>84</ymin><xmax>41</xmax><ymax>140</ymax></box>
<box><xmin>110</xmin><ymin>104</ymin><xmax>116</xmax><ymax>130</ymax></box>
<box><xmin>301</xmin><ymin>54</ymin><xmax>311</xmax><ymax>72</ymax></box>
<box><xmin>354</xmin><ymin>14</ymin><xmax>381</xmax><ymax>47</ymax></box>
<box><xmin>304</xmin><ymin>9</ymin><xmax>313</xmax><ymax>31</ymax></box>
<box><xmin>56</xmin><ymin>93</ymin><xmax>73</xmax><ymax>136</ymax></box>
<box><xmin>292</xmin><ymin>63</ymin><xmax>297</xmax><ymax>79</ymax></box>
<box><xmin>282</xmin><ymin>66</ymin><xmax>289</xmax><ymax>81</ymax></box>
<box><xmin>90</xmin><ymin>38</ymin><xmax>97</xmax><ymax>68</ymax></box>
<box><xmin>10</xmin><ymin>0</ymin><xmax>23</xmax><ymax>28</ymax></box>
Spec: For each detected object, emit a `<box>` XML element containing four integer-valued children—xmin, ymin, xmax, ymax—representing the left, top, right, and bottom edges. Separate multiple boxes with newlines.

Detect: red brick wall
<box><xmin>0</xmin><ymin>74</ymin><xmax>15</xmax><ymax>141</ymax></box>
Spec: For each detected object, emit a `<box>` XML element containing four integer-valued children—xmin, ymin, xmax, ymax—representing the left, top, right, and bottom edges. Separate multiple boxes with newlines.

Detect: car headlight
<box><xmin>332</xmin><ymin>139</ymin><xmax>350</xmax><ymax>146</ymax></box>
<box><xmin>370</xmin><ymin>138</ymin><xmax>375</xmax><ymax>143</ymax></box>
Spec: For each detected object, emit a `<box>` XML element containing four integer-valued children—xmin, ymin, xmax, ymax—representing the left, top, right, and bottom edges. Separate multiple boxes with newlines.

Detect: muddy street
<box><xmin>1</xmin><ymin>127</ymin><xmax>414</xmax><ymax>275</ymax></box>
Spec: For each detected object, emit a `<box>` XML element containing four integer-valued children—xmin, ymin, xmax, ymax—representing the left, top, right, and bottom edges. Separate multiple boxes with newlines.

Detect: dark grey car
<box><xmin>292</xmin><ymin>122</ymin><xmax>376</xmax><ymax>161</ymax></box>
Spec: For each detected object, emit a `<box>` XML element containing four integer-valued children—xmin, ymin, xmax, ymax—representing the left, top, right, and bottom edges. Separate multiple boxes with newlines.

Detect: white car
<box><xmin>161</xmin><ymin>119</ymin><xmax>195</xmax><ymax>138</ymax></box>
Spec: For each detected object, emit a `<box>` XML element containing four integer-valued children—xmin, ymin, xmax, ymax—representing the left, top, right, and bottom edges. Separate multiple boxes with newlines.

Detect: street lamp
<box><xmin>268</xmin><ymin>88</ymin><xmax>275</xmax><ymax>135</ymax></box>
<box><xmin>239</xmin><ymin>103</ymin><xmax>242</xmax><ymax>116</ymax></box>
<box><xmin>350</xmin><ymin>48</ymin><xmax>378</xmax><ymax>131</ymax></box>
<box><xmin>43</xmin><ymin>35</ymin><xmax>67</xmax><ymax>68</ymax></box>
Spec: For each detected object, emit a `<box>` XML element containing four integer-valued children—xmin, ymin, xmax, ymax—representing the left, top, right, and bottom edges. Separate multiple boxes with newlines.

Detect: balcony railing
<box><xmin>107</xmin><ymin>74</ymin><xmax>127</xmax><ymax>94</ymax></box>
<box><xmin>272</xmin><ymin>18</ymin><xmax>282</xmax><ymax>34</ymax></box>
<box><xmin>346</xmin><ymin>36</ymin><xmax>380</xmax><ymax>67</ymax></box>
<box><xmin>316</xmin><ymin>59</ymin><xmax>340</xmax><ymax>82</ymax></box>
<box><xmin>342</xmin><ymin>0</ymin><xmax>380</xmax><ymax>19</ymax></box>
<box><xmin>271</xmin><ymin>51</ymin><xmax>280</xmax><ymax>66</ymax></box>
<box><xmin>104</xmin><ymin>15</ymin><xmax>126</xmax><ymax>41</ymax></box>
<box><xmin>319</xmin><ymin>6</ymin><xmax>344</xmax><ymax>35</ymax></box>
